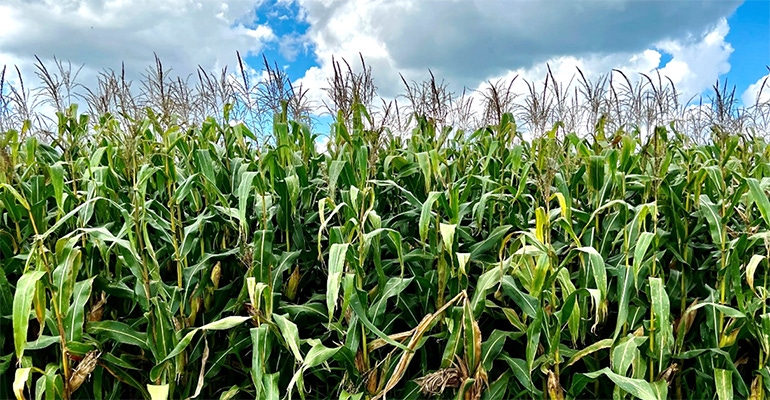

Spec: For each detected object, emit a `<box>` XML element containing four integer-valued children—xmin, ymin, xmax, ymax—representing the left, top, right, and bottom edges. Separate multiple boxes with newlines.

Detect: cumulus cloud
<box><xmin>292</xmin><ymin>0</ymin><xmax>740</xmax><ymax>118</ymax></box>
<box><xmin>295</xmin><ymin>0</ymin><xmax>739</xmax><ymax>91</ymax></box>
<box><xmin>0</xmin><ymin>0</ymin><xmax>745</xmax><ymax>128</ymax></box>
<box><xmin>493</xmin><ymin>18</ymin><xmax>733</xmax><ymax>103</ymax></box>
<box><xmin>742</xmin><ymin>73</ymin><xmax>770</xmax><ymax>107</ymax></box>
<box><xmin>0</xmin><ymin>0</ymin><xmax>274</xmax><ymax>84</ymax></box>
<box><xmin>656</xmin><ymin>19</ymin><xmax>734</xmax><ymax>102</ymax></box>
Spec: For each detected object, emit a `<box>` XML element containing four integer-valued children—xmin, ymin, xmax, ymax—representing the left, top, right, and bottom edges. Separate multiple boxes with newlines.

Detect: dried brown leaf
<box><xmin>68</xmin><ymin>350</ymin><xmax>100</xmax><ymax>395</ymax></box>
<box><xmin>372</xmin><ymin>291</ymin><xmax>467</xmax><ymax>400</ymax></box>
<box><xmin>657</xmin><ymin>363</ymin><xmax>679</xmax><ymax>386</ymax></box>
<box><xmin>367</xmin><ymin>330</ymin><xmax>415</xmax><ymax>353</ymax></box>
<box><xmin>415</xmin><ymin>357</ymin><xmax>468</xmax><ymax>397</ymax></box>
<box><xmin>546</xmin><ymin>369</ymin><xmax>564</xmax><ymax>400</ymax></box>
<box><xmin>87</xmin><ymin>291</ymin><xmax>106</xmax><ymax>322</ymax></box>
<box><xmin>185</xmin><ymin>335</ymin><xmax>209</xmax><ymax>400</ymax></box>
<box><xmin>366</xmin><ymin>366</ymin><xmax>379</xmax><ymax>395</ymax></box>
<box><xmin>674</xmin><ymin>298</ymin><xmax>699</xmax><ymax>341</ymax></box>
<box><xmin>415</xmin><ymin>368</ymin><xmax>463</xmax><ymax>396</ymax></box>
<box><xmin>735</xmin><ymin>355</ymin><xmax>749</xmax><ymax>368</ymax></box>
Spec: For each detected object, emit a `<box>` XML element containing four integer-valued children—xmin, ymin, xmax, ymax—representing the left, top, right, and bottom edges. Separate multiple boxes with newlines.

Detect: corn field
<box><xmin>3</xmin><ymin>57</ymin><xmax>770</xmax><ymax>400</ymax></box>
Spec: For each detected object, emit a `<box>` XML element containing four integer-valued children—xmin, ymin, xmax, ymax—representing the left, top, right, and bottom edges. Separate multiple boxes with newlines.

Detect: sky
<box><xmin>0</xmin><ymin>0</ymin><xmax>769</xmax><ymax>124</ymax></box>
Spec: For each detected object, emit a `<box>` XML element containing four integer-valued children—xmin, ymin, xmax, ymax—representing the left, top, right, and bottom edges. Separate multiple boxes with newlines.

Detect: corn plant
<box><xmin>3</xmin><ymin>56</ymin><xmax>770</xmax><ymax>400</ymax></box>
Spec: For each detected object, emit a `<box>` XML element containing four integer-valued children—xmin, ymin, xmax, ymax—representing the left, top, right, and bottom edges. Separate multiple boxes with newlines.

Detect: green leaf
<box><xmin>0</xmin><ymin>183</ymin><xmax>31</xmax><ymax>212</ymax></box>
<box><xmin>63</xmin><ymin>277</ymin><xmax>94</xmax><ymax>342</ymax></box>
<box><xmin>698</xmin><ymin>195</ymin><xmax>724</xmax><ymax>246</ymax></box>
<box><xmin>236</xmin><ymin>170</ymin><xmax>259</xmax><ymax>234</ymax></box>
<box><xmin>588</xmin><ymin>155</ymin><xmax>605</xmax><ymax>193</ymax></box>
<box><xmin>556</xmin><ymin>270</ymin><xmax>582</xmax><ymax>344</ymax></box>
<box><xmin>52</xmin><ymin>235</ymin><xmax>83</xmax><ymax>323</ymax></box>
<box><xmin>525</xmin><ymin>309</ymin><xmax>542</xmax><ymax>373</ymax></box>
<box><xmin>416</xmin><ymin>151</ymin><xmax>431</xmax><ymax>193</ymax></box>
<box><xmin>583</xmin><ymin>368</ymin><xmax>661</xmax><ymax>400</ymax></box>
<box><xmin>419</xmin><ymin>192</ymin><xmax>442</xmax><ymax>243</ymax></box>
<box><xmin>500</xmin><ymin>355</ymin><xmax>539</xmax><ymax>394</ymax></box>
<box><xmin>440</xmin><ymin>307</ymin><xmax>464</xmax><ymax>368</ymax></box>
<box><xmin>327</xmin><ymin>243</ymin><xmax>349</xmax><ymax>323</ymax></box>
<box><xmin>747</xmin><ymin>178</ymin><xmax>770</xmax><ymax>226</ymax></box>
<box><xmin>252</xmin><ymin>229</ymin><xmax>274</xmax><ymax>284</ymax></box>
<box><xmin>13</xmin><ymin>270</ymin><xmax>46</xmax><ymax>360</ymax></box>
<box><xmin>273</xmin><ymin>313</ymin><xmax>304</xmax><ymax>362</ymax></box>
<box><xmin>633</xmin><ymin>232</ymin><xmax>655</xmax><ymax>280</ymax></box>
<box><xmin>480</xmin><ymin>330</ymin><xmax>513</xmax><ymax>371</ymax></box>
<box><xmin>463</xmin><ymin>299</ymin><xmax>481</xmax><ymax>373</ymax></box>
<box><xmin>369</xmin><ymin>277</ymin><xmax>412</xmax><ymax>325</ymax></box>
<box><xmin>649</xmin><ymin>277</ymin><xmax>673</xmax><ymax>372</ymax></box>
<box><xmin>194</xmin><ymin>149</ymin><xmax>217</xmax><ymax>185</ymax></box>
<box><xmin>348</xmin><ymin>285</ymin><xmax>410</xmax><ymax>352</ymax></box>
<box><xmin>481</xmin><ymin>370</ymin><xmax>510</xmax><ymax>400</ymax></box>
<box><xmin>688</xmin><ymin>302</ymin><xmax>745</xmax><ymax>318</ymax></box>
<box><xmin>614</xmin><ymin>264</ymin><xmax>636</xmax><ymax>341</ymax></box>
<box><xmin>611</xmin><ymin>335</ymin><xmax>647</xmax><ymax>376</ymax></box>
<box><xmin>287</xmin><ymin>342</ymin><xmax>341</xmax><ymax>399</ymax></box>
<box><xmin>650</xmin><ymin>380</ymin><xmax>669</xmax><ymax>400</ymax></box>
<box><xmin>577</xmin><ymin>246</ymin><xmax>607</xmax><ymax>300</ymax></box>
<box><xmin>263</xmin><ymin>372</ymin><xmax>280</xmax><ymax>400</ymax></box>
<box><xmin>470</xmin><ymin>225</ymin><xmax>512</xmax><ymax>260</ymax></box>
<box><xmin>147</xmin><ymin>298</ymin><xmax>176</xmax><ymax>369</ymax></box>
<box><xmin>327</xmin><ymin>160</ymin><xmax>347</xmax><ymax>200</ymax></box>
<box><xmin>150</xmin><ymin>316</ymin><xmax>251</xmax><ymax>380</ymax></box>
<box><xmin>199</xmin><ymin>316</ymin><xmax>252</xmax><ymax>330</ymax></box>
<box><xmin>180</xmin><ymin>212</ymin><xmax>208</xmax><ymax>261</ymax></box>
<box><xmin>500</xmin><ymin>276</ymin><xmax>539</xmax><ymax>318</ymax></box>
<box><xmin>218</xmin><ymin>386</ymin><xmax>240</xmax><ymax>400</ymax></box>
<box><xmin>471</xmin><ymin>267</ymin><xmax>503</xmax><ymax>317</ymax></box>
<box><xmin>0</xmin><ymin>263</ymin><xmax>13</xmax><ymax>317</ymax></box>
<box><xmin>578</xmin><ymin>246</ymin><xmax>608</xmax><ymax>329</ymax></box>
<box><xmin>714</xmin><ymin>368</ymin><xmax>732</xmax><ymax>400</ymax></box>
<box><xmin>87</xmin><ymin>321</ymin><xmax>149</xmax><ymax>349</ymax></box>
<box><xmin>566</xmin><ymin>338</ymin><xmax>613</xmax><ymax>367</ymax></box>
<box><xmin>26</xmin><ymin>335</ymin><xmax>60</xmax><ymax>351</ymax></box>
<box><xmin>100</xmin><ymin>352</ymin><xmax>141</xmax><ymax>371</ymax></box>
<box><xmin>340</xmin><ymin>390</ymin><xmax>364</xmax><ymax>400</ymax></box>
<box><xmin>49</xmin><ymin>162</ymin><xmax>65</xmax><ymax>212</ymax></box>
<box><xmin>251</xmin><ymin>324</ymin><xmax>271</xmax><ymax>399</ymax></box>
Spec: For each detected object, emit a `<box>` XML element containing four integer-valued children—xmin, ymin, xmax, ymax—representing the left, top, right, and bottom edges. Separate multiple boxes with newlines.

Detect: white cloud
<box><xmin>0</xmin><ymin>0</ymin><xmax>274</xmax><ymax>86</ymax></box>
<box><xmin>655</xmin><ymin>18</ymin><xmax>733</xmax><ymax>102</ymax></box>
<box><xmin>293</xmin><ymin>0</ymin><xmax>736</xmax><ymax>127</ymax></box>
<box><xmin>0</xmin><ymin>0</ymin><xmax>745</xmax><ymax>133</ymax></box>
<box><xmin>742</xmin><ymin>73</ymin><xmax>770</xmax><ymax>107</ymax></box>
<box><xmin>293</xmin><ymin>0</ymin><xmax>740</xmax><ymax>97</ymax></box>
<box><xmin>294</xmin><ymin>65</ymin><xmax>329</xmax><ymax>110</ymax></box>
<box><xmin>496</xmin><ymin>18</ymin><xmax>734</xmax><ymax>105</ymax></box>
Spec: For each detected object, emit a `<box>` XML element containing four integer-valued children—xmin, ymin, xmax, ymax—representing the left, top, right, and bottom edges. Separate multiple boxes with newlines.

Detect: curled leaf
<box><xmin>13</xmin><ymin>367</ymin><xmax>31</xmax><ymax>400</ymax></box>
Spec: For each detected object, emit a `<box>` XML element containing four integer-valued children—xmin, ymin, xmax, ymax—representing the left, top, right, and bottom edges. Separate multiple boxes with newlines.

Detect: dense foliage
<box><xmin>2</xmin><ymin>100</ymin><xmax>770</xmax><ymax>400</ymax></box>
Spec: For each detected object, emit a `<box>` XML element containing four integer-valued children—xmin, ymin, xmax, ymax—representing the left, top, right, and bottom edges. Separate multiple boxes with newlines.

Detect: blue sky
<box><xmin>0</xmin><ymin>0</ymin><xmax>768</xmax><ymax>124</ymax></box>
<box><xmin>722</xmin><ymin>0</ymin><xmax>770</xmax><ymax>99</ymax></box>
<box><xmin>246</xmin><ymin>0</ymin><xmax>313</xmax><ymax>81</ymax></box>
